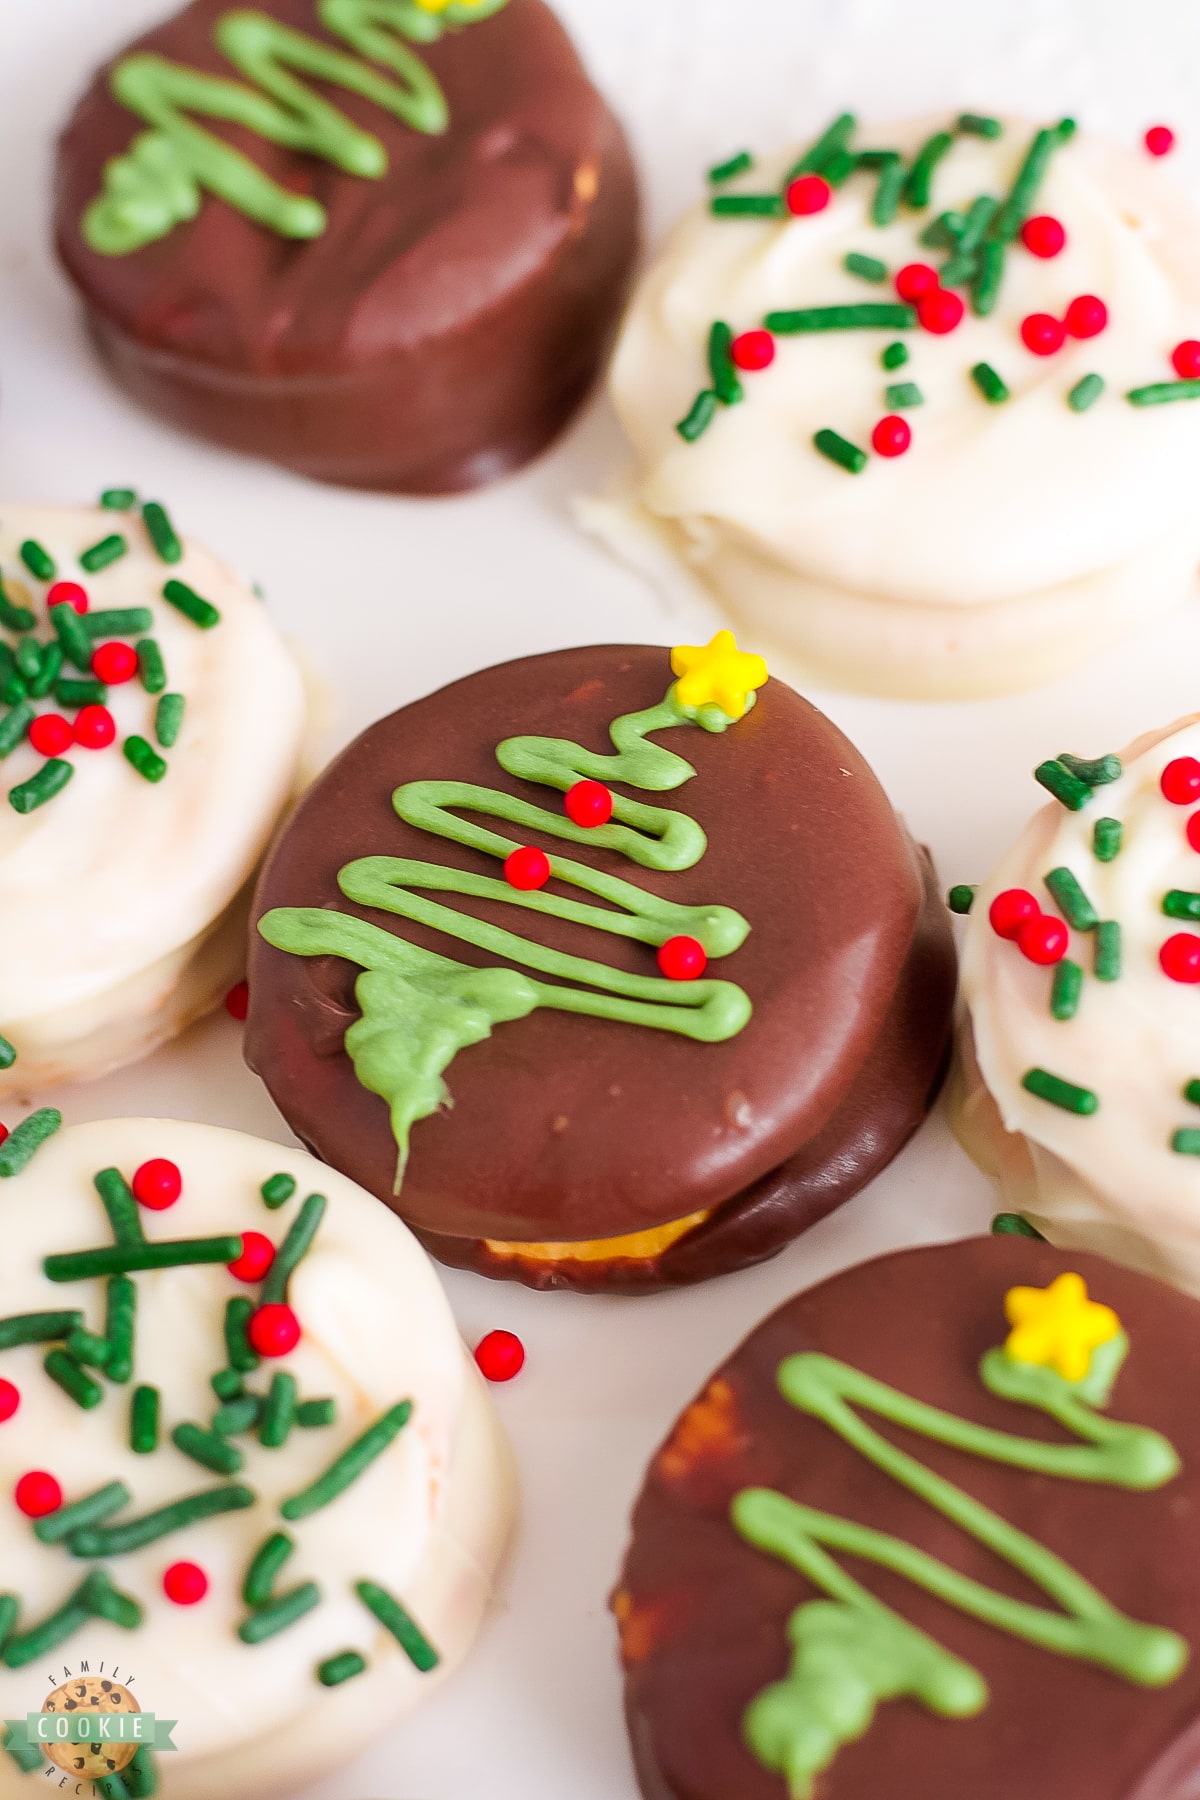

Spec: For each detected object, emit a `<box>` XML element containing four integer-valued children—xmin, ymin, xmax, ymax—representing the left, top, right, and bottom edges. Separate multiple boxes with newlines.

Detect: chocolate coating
<box><xmin>616</xmin><ymin>1238</ymin><xmax>1200</xmax><ymax>1800</ymax></box>
<box><xmin>247</xmin><ymin>644</ymin><xmax>954</xmax><ymax>1284</ymax></box>
<box><xmin>54</xmin><ymin>0</ymin><xmax>639</xmax><ymax>493</ymax></box>
<box><xmin>415</xmin><ymin>845</ymin><xmax>953</xmax><ymax>1291</ymax></box>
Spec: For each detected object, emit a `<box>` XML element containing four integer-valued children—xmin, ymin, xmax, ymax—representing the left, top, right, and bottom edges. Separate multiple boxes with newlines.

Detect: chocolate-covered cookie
<box><xmin>54</xmin><ymin>0</ymin><xmax>639</xmax><ymax>493</ymax></box>
<box><xmin>615</xmin><ymin>1237</ymin><xmax>1200</xmax><ymax>1800</ymax></box>
<box><xmin>246</xmin><ymin>637</ymin><xmax>954</xmax><ymax>1290</ymax></box>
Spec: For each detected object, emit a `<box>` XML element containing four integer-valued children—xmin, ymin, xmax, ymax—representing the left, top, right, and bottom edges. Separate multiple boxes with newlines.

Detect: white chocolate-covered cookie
<box><xmin>954</xmin><ymin>715</ymin><xmax>1200</xmax><ymax>1294</ymax></box>
<box><xmin>593</xmin><ymin>114</ymin><xmax>1200</xmax><ymax>698</ymax></box>
<box><xmin>0</xmin><ymin>504</ymin><xmax>305</xmax><ymax>1092</ymax></box>
<box><xmin>0</xmin><ymin>1116</ymin><xmax>514</xmax><ymax>1799</ymax></box>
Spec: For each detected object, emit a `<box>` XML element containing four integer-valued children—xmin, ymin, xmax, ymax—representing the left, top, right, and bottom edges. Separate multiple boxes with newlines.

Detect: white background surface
<box><xmin>3</xmin><ymin>2</ymin><xmax>1200</xmax><ymax>1795</ymax></box>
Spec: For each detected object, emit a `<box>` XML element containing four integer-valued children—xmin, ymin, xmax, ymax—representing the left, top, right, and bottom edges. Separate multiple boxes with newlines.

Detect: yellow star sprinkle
<box><xmin>1003</xmin><ymin>1272</ymin><xmax>1120</xmax><ymax>1383</ymax></box>
<box><xmin>670</xmin><ymin>630</ymin><xmax>769</xmax><ymax>722</ymax></box>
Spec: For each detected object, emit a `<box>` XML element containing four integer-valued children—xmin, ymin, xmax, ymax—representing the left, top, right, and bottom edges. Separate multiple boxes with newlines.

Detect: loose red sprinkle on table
<box><xmin>74</xmin><ymin>704</ymin><xmax>116</xmax><ymax>750</ymax></box>
<box><xmin>785</xmin><ymin>173</ymin><xmax>831</xmax><ymax>216</ymax></box>
<box><xmin>163</xmin><ymin>1562</ymin><xmax>208</xmax><ymax>1606</ymax></box>
<box><xmin>224</xmin><ymin>980</ymin><xmax>250</xmax><ymax>1021</ymax></box>
<box><xmin>0</xmin><ymin>1382</ymin><xmax>20</xmax><ymax>1425</ymax></box>
<box><xmin>1145</xmin><ymin>125</ymin><xmax>1175</xmax><ymax>157</ymax></box>
<box><xmin>730</xmin><ymin>328</ymin><xmax>775</xmax><ymax>371</ymax></box>
<box><xmin>1021</xmin><ymin>215</ymin><xmax>1066</xmax><ymax>258</ymax></box>
<box><xmin>248</xmin><ymin>1303</ymin><xmax>301</xmax><ymax>1358</ymax></box>
<box><xmin>872</xmin><ymin>415</ymin><xmax>911</xmax><ymax>458</ymax></box>
<box><xmin>1161</xmin><ymin>757</ymin><xmax>1200</xmax><ymax>805</ymax></box>
<box><xmin>895</xmin><ymin>262</ymin><xmax>939</xmax><ymax>302</ymax></box>
<box><xmin>15</xmin><ymin>1471</ymin><xmax>61</xmax><ymax>1518</ymax></box>
<box><xmin>918</xmin><ymin>288</ymin><xmax>964</xmax><ymax>335</ymax></box>
<box><xmin>1064</xmin><ymin>294</ymin><xmax>1108</xmax><ymax>339</ymax></box>
<box><xmin>1187</xmin><ymin>813</ymin><xmax>1200</xmax><ymax>854</ymax></box>
<box><xmin>27</xmin><ymin>714</ymin><xmax>72</xmax><ymax>758</ymax></box>
<box><xmin>657</xmin><ymin>935</ymin><xmax>707</xmax><ymax>981</ymax></box>
<box><xmin>505</xmin><ymin>846</ymin><xmax>551</xmax><ymax>891</ymax></box>
<box><xmin>228</xmin><ymin>1231</ymin><xmax>275</xmax><ymax>1284</ymax></box>
<box><xmin>1172</xmin><ymin>340</ymin><xmax>1200</xmax><ymax>379</ymax></box>
<box><xmin>565</xmin><ymin>780</ymin><xmax>614</xmax><ymax>828</ymax></box>
<box><xmin>91</xmin><ymin>641</ymin><xmax>138</xmax><ymax>685</ymax></box>
<box><xmin>1161</xmin><ymin>933</ymin><xmax>1200</xmax><ymax>983</ymax></box>
<box><xmin>1017</xmin><ymin>916</ymin><xmax>1069</xmax><ymax>966</ymax></box>
<box><xmin>989</xmin><ymin>889</ymin><xmax>1041</xmax><ymax>940</ymax></box>
<box><xmin>1021</xmin><ymin>312</ymin><xmax>1067</xmax><ymax>356</ymax></box>
<box><xmin>475</xmin><ymin>1329</ymin><xmax>525</xmax><ymax>1383</ymax></box>
<box><xmin>46</xmin><ymin>581</ymin><xmax>88</xmax><ymax>615</ymax></box>
<box><xmin>132</xmin><ymin>1158</ymin><xmax>182</xmax><ymax>1211</ymax></box>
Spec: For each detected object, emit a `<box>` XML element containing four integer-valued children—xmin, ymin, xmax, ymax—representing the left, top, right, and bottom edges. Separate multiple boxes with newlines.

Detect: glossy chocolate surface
<box><xmin>616</xmin><ymin>1238</ymin><xmax>1200</xmax><ymax>1800</ymax></box>
<box><xmin>417</xmin><ymin>845</ymin><xmax>953</xmax><ymax>1290</ymax></box>
<box><xmin>247</xmin><ymin>644</ymin><xmax>954</xmax><ymax>1272</ymax></box>
<box><xmin>54</xmin><ymin>0</ymin><xmax>639</xmax><ymax>491</ymax></box>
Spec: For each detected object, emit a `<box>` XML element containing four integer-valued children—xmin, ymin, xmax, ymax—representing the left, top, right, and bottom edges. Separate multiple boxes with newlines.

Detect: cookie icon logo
<box><xmin>41</xmin><ymin>1676</ymin><xmax>139</xmax><ymax>1777</ymax></box>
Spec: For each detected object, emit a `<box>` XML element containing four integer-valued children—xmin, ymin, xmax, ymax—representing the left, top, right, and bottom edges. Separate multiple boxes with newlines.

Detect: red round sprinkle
<box><xmin>895</xmin><ymin>262</ymin><xmax>939</xmax><ymax>301</ymax></box>
<box><xmin>504</xmin><ymin>846</ymin><xmax>551</xmax><ymax>891</ymax></box>
<box><xmin>1161</xmin><ymin>757</ymin><xmax>1200</xmax><ymax>805</ymax></box>
<box><xmin>15</xmin><ymin>1471</ymin><xmax>62</xmax><ymax>1518</ymax></box>
<box><xmin>657</xmin><ymin>935</ymin><xmax>708</xmax><ymax>981</ymax></box>
<box><xmin>132</xmin><ymin>1158</ymin><xmax>182</xmax><ymax>1211</ymax></box>
<box><xmin>730</xmin><ymin>328</ymin><xmax>775</xmax><ymax>371</ymax></box>
<box><xmin>27</xmin><ymin>714</ymin><xmax>72</xmax><ymax>758</ymax></box>
<box><xmin>248</xmin><ymin>1303</ymin><xmax>301</xmax><ymax>1358</ymax></box>
<box><xmin>564</xmin><ymin>780</ymin><xmax>614</xmax><ymax>829</ymax></box>
<box><xmin>1187</xmin><ymin>813</ymin><xmax>1200</xmax><ymax>855</ymax></box>
<box><xmin>1145</xmin><ymin>125</ymin><xmax>1175</xmax><ymax>157</ymax></box>
<box><xmin>917</xmin><ymin>288</ymin><xmax>965</xmax><ymax>335</ymax></box>
<box><xmin>163</xmin><ymin>1562</ymin><xmax>208</xmax><ymax>1606</ymax></box>
<box><xmin>1172</xmin><ymin>340</ymin><xmax>1200</xmax><ymax>380</ymax></box>
<box><xmin>0</xmin><ymin>1382</ymin><xmax>20</xmax><ymax>1425</ymax></box>
<box><xmin>1017</xmin><ymin>916</ymin><xmax>1069</xmax><ymax>966</ymax></box>
<box><xmin>1064</xmin><ymin>294</ymin><xmax>1108</xmax><ymax>339</ymax></box>
<box><xmin>91</xmin><ymin>641</ymin><xmax>138</xmax><ymax>685</ymax></box>
<box><xmin>1020</xmin><ymin>214</ymin><xmax>1066</xmax><ymax>258</ymax></box>
<box><xmin>871</xmin><ymin>414</ymin><xmax>911</xmax><ymax>458</ymax></box>
<box><xmin>474</xmin><ymin>1329</ymin><xmax>525</xmax><ymax>1383</ymax></box>
<box><xmin>1161</xmin><ymin>933</ymin><xmax>1200</xmax><ymax>983</ymax></box>
<box><xmin>228</xmin><ymin>1231</ymin><xmax>275</xmax><ymax>1284</ymax></box>
<box><xmin>74</xmin><ymin>704</ymin><xmax>116</xmax><ymax>750</ymax></box>
<box><xmin>785</xmin><ymin>173</ymin><xmax>831</xmax><ymax>216</ymax></box>
<box><xmin>1020</xmin><ymin>312</ymin><xmax>1067</xmax><ymax>356</ymax></box>
<box><xmin>224</xmin><ymin>980</ymin><xmax>249</xmax><ymax>1021</ymax></box>
<box><xmin>46</xmin><ymin>581</ymin><xmax>88</xmax><ymax>615</ymax></box>
<box><xmin>988</xmin><ymin>888</ymin><xmax>1041</xmax><ymax>940</ymax></box>
<box><xmin>0</xmin><ymin>1123</ymin><xmax>8</xmax><ymax>1148</ymax></box>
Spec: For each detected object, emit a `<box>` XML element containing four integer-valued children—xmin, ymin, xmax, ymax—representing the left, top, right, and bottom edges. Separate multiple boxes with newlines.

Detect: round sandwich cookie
<box><xmin>614</xmin><ymin>1236</ymin><xmax>1200</xmax><ymax>1800</ymax></box>
<box><xmin>245</xmin><ymin>635</ymin><xmax>955</xmax><ymax>1293</ymax></box>
<box><xmin>591</xmin><ymin>109</ymin><xmax>1200</xmax><ymax>698</ymax></box>
<box><xmin>0</xmin><ymin>496</ymin><xmax>304</xmax><ymax>1096</ymax></box>
<box><xmin>0</xmin><ymin>1114</ymin><xmax>514</xmax><ymax>1799</ymax></box>
<box><xmin>951</xmin><ymin>718</ymin><xmax>1200</xmax><ymax>1297</ymax></box>
<box><xmin>54</xmin><ymin>0</ymin><xmax>639</xmax><ymax>494</ymax></box>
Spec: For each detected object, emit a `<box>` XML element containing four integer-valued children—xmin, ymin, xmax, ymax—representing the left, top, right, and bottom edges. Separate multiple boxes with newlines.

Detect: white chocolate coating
<box><xmin>599</xmin><ymin>117</ymin><xmax>1200</xmax><ymax>698</ymax></box>
<box><xmin>0</xmin><ymin>1118</ymin><xmax>515</xmax><ymax>1799</ymax></box>
<box><xmin>955</xmin><ymin>715</ymin><xmax>1200</xmax><ymax>1294</ymax></box>
<box><xmin>0</xmin><ymin>507</ymin><xmax>305</xmax><ymax>1091</ymax></box>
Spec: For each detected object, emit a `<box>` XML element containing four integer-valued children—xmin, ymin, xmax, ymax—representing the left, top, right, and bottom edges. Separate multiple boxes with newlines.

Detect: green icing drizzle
<box><xmin>259</xmin><ymin>683</ymin><xmax>753</xmax><ymax>1184</ymax></box>
<box><xmin>734</xmin><ymin>1337</ymin><xmax>1186</xmax><ymax>1798</ymax></box>
<box><xmin>83</xmin><ymin>0</ymin><xmax>509</xmax><ymax>255</ymax></box>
